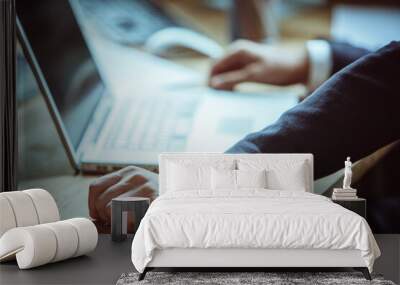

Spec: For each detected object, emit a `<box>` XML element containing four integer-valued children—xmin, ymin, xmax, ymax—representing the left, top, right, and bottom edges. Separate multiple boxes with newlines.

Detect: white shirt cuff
<box><xmin>306</xmin><ymin>39</ymin><xmax>333</xmax><ymax>91</ymax></box>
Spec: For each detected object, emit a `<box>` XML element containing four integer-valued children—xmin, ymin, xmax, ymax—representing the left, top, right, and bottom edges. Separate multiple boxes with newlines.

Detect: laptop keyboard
<box><xmin>103</xmin><ymin>96</ymin><xmax>197</xmax><ymax>151</ymax></box>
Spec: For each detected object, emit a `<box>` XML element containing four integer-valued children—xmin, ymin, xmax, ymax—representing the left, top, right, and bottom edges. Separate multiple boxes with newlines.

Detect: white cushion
<box><xmin>23</xmin><ymin>189</ymin><xmax>60</xmax><ymax>224</ymax></box>
<box><xmin>159</xmin><ymin>154</ymin><xmax>313</xmax><ymax>194</ymax></box>
<box><xmin>211</xmin><ymin>169</ymin><xmax>236</xmax><ymax>190</ymax></box>
<box><xmin>64</xmin><ymin>218</ymin><xmax>98</xmax><ymax>257</ymax></box>
<box><xmin>211</xmin><ymin>169</ymin><xmax>268</xmax><ymax>190</ymax></box>
<box><xmin>168</xmin><ymin>163</ymin><xmax>210</xmax><ymax>191</ymax></box>
<box><xmin>238</xmin><ymin>159</ymin><xmax>308</xmax><ymax>191</ymax></box>
<box><xmin>167</xmin><ymin>160</ymin><xmax>235</xmax><ymax>192</ymax></box>
<box><xmin>0</xmin><ymin>196</ymin><xmax>17</xmax><ymax>237</ymax></box>
<box><xmin>236</xmin><ymin>169</ymin><xmax>267</xmax><ymax>189</ymax></box>
<box><xmin>42</xmin><ymin>221</ymin><xmax>79</xmax><ymax>262</ymax></box>
<box><xmin>0</xmin><ymin>226</ymin><xmax>57</xmax><ymax>269</ymax></box>
<box><xmin>0</xmin><ymin>189</ymin><xmax>60</xmax><ymax>238</ymax></box>
<box><xmin>267</xmin><ymin>167</ymin><xmax>307</xmax><ymax>191</ymax></box>
<box><xmin>0</xmin><ymin>218</ymin><xmax>97</xmax><ymax>269</ymax></box>
<box><xmin>0</xmin><ymin>189</ymin><xmax>97</xmax><ymax>269</ymax></box>
<box><xmin>0</xmin><ymin>192</ymin><xmax>39</xmax><ymax>227</ymax></box>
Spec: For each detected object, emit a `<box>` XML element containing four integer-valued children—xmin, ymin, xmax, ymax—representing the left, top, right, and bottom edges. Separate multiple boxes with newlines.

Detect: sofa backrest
<box><xmin>159</xmin><ymin>153</ymin><xmax>313</xmax><ymax>195</ymax></box>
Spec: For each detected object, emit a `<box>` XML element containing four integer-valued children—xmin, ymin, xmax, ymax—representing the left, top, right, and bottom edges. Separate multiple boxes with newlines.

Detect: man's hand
<box><xmin>88</xmin><ymin>166</ymin><xmax>158</xmax><ymax>232</ymax></box>
<box><xmin>209</xmin><ymin>40</ymin><xmax>309</xmax><ymax>90</ymax></box>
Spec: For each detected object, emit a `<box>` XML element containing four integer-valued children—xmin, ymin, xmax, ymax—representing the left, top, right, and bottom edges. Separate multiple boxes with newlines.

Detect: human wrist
<box><xmin>276</xmin><ymin>44</ymin><xmax>309</xmax><ymax>86</ymax></box>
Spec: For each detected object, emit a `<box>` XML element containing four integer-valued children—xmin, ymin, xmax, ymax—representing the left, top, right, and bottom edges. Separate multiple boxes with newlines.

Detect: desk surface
<box><xmin>0</xmin><ymin>235</ymin><xmax>133</xmax><ymax>285</ymax></box>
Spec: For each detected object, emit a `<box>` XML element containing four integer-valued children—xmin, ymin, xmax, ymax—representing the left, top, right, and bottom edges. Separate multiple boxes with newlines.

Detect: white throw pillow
<box><xmin>236</xmin><ymin>169</ymin><xmax>267</xmax><ymax>188</ymax></box>
<box><xmin>211</xmin><ymin>169</ymin><xmax>236</xmax><ymax>190</ymax></box>
<box><xmin>266</xmin><ymin>167</ymin><xmax>307</xmax><ymax>191</ymax></box>
<box><xmin>166</xmin><ymin>159</ymin><xmax>235</xmax><ymax>192</ymax></box>
<box><xmin>237</xmin><ymin>159</ymin><xmax>308</xmax><ymax>191</ymax></box>
<box><xmin>211</xmin><ymin>169</ymin><xmax>268</xmax><ymax>190</ymax></box>
<box><xmin>168</xmin><ymin>163</ymin><xmax>210</xmax><ymax>191</ymax></box>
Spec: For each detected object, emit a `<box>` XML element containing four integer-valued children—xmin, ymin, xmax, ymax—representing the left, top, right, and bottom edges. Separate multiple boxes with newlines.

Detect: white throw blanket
<box><xmin>131</xmin><ymin>190</ymin><xmax>380</xmax><ymax>273</ymax></box>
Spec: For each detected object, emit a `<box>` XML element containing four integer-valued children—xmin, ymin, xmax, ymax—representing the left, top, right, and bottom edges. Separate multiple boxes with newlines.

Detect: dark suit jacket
<box><xmin>226</xmin><ymin>41</ymin><xmax>400</xmax><ymax>232</ymax></box>
<box><xmin>227</xmin><ymin>41</ymin><xmax>400</xmax><ymax>179</ymax></box>
<box><xmin>330</xmin><ymin>41</ymin><xmax>370</xmax><ymax>74</ymax></box>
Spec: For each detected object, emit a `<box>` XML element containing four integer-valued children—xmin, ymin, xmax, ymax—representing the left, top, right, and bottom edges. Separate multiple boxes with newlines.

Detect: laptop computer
<box><xmin>16</xmin><ymin>0</ymin><xmax>298</xmax><ymax>174</ymax></box>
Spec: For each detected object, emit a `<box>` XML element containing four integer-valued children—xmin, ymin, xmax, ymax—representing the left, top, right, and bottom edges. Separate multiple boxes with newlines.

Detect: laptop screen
<box><xmin>17</xmin><ymin>0</ymin><xmax>105</xmax><ymax>149</ymax></box>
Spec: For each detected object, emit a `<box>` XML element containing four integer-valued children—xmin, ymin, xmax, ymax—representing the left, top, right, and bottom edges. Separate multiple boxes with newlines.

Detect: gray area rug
<box><xmin>117</xmin><ymin>272</ymin><xmax>396</xmax><ymax>285</ymax></box>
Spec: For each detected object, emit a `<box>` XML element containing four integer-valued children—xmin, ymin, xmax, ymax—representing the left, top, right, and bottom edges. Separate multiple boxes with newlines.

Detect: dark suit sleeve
<box><xmin>329</xmin><ymin>41</ymin><xmax>370</xmax><ymax>74</ymax></box>
<box><xmin>226</xmin><ymin>41</ymin><xmax>400</xmax><ymax>179</ymax></box>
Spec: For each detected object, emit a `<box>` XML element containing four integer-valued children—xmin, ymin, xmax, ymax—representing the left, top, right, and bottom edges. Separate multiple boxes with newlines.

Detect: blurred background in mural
<box><xmin>15</xmin><ymin>0</ymin><xmax>400</xmax><ymax>234</ymax></box>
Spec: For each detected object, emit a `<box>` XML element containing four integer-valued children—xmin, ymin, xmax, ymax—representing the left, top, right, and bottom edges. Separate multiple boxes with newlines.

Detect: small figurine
<box><xmin>343</xmin><ymin>157</ymin><xmax>353</xmax><ymax>189</ymax></box>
